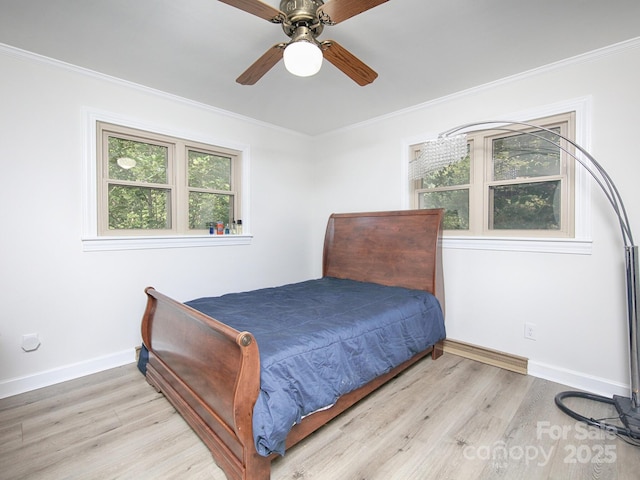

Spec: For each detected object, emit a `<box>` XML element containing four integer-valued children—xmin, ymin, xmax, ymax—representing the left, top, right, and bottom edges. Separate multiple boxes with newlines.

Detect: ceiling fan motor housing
<box><xmin>280</xmin><ymin>0</ymin><xmax>324</xmax><ymax>37</ymax></box>
<box><xmin>225</xmin><ymin>0</ymin><xmax>379</xmax><ymax>86</ymax></box>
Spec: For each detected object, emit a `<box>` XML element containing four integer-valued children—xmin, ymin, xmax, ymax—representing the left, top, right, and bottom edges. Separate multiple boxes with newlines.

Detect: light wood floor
<box><xmin>1</xmin><ymin>354</ymin><xmax>639</xmax><ymax>479</ymax></box>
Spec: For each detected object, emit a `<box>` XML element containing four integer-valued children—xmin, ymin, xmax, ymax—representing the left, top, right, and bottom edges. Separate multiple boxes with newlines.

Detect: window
<box><xmin>97</xmin><ymin>122</ymin><xmax>242</xmax><ymax>237</ymax></box>
<box><xmin>410</xmin><ymin>112</ymin><xmax>576</xmax><ymax>238</ymax></box>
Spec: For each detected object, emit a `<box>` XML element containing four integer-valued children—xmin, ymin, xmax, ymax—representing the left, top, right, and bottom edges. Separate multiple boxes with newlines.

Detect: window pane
<box><xmin>419</xmin><ymin>190</ymin><xmax>469</xmax><ymax>230</ymax></box>
<box><xmin>492</xmin><ymin>128</ymin><xmax>561</xmax><ymax>181</ymax></box>
<box><xmin>108</xmin><ymin>185</ymin><xmax>171</xmax><ymax>230</ymax></box>
<box><xmin>490</xmin><ymin>181</ymin><xmax>560</xmax><ymax>230</ymax></box>
<box><xmin>108</xmin><ymin>137</ymin><xmax>168</xmax><ymax>184</ymax></box>
<box><xmin>421</xmin><ymin>149</ymin><xmax>470</xmax><ymax>188</ymax></box>
<box><xmin>189</xmin><ymin>192</ymin><xmax>232</xmax><ymax>230</ymax></box>
<box><xmin>188</xmin><ymin>150</ymin><xmax>232</xmax><ymax>191</ymax></box>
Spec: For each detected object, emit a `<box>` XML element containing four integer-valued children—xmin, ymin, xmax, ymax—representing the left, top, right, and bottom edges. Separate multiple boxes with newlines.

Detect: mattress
<box><xmin>185</xmin><ymin>276</ymin><xmax>445</xmax><ymax>456</ymax></box>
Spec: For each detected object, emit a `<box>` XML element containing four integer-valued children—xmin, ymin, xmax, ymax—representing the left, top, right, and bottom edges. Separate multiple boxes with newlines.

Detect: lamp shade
<box><xmin>283</xmin><ymin>41</ymin><xmax>323</xmax><ymax>77</ymax></box>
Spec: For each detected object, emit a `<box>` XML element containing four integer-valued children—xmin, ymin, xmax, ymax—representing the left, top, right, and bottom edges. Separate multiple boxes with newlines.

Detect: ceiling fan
<box><xmin>219</xmin><ymin>0</ymin><xmax>388</xmax><ymax>85</ymax></box>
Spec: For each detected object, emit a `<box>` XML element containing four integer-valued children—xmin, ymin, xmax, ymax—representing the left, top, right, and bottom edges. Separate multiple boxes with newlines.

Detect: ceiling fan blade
<box><xmin>236</xmin><ymin>43</ymin><xmax>285</xmax><ymax>85</ymax></box>
<box><xmin>318</xmin><ymin>0</ymin><xmax>388</xmax><ymax>24</ymax></box>
<box><xmin>321</xmin><ymin>40</ymin><xmax>378</xmax><ymax>86</ymax></box>
<box><xmin>218</xmin><ymin>0</ymin><xmax>285</xmax><ymax>23</ymax></box>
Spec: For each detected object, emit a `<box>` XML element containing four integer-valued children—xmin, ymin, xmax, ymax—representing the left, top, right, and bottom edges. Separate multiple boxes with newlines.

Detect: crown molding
<box><xmin>0</xmin><ymin>42</ymin><xmax>309</xmax><ymax>138</ymax></box>
<box><xmin>320</xmin><ymin>36</ymin><xmax>640</xmax><ymax>138</ymax></box>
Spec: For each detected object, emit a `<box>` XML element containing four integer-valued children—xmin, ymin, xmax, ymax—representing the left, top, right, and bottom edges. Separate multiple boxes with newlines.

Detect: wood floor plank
<box><xmin>0</xmin><ymin>421</ymin><xmax>22</xmax><ymax>451</ymax></box>
<box><xmin>475</xmin><ymin>377</ymin><xmax>564</xmax><ymax>479</ymax></box>
<box><xmin>2</xmin><ymin>398</ymin><xmax>171</xmax><ymax>479</ymax></box>
<box><xmin>617</xmin><ymin>437</ymin><xmax>640</xmax><ymax>478</ymax></box>
<box><xmin>394</xmin><ymin>409</ymin><xmax>508</xmax><ymax>480</ymax></box>
<box><xmin>277</xmin><ymin>355</ymin><xmax>499</xmax><ymax>479</ymax></box>
<box><xmin>1</xmin><ymin>357</ymin><xmax>639</xmax><ymax>479</ymax></box>
<box><xmin>476</xmin><ymin>368</ymin><xmax>536</xmax><ymax>422</ymax></box>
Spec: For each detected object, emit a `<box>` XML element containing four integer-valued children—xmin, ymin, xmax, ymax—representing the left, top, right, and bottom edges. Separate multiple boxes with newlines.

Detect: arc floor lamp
<box><xmin>415</xmin><ymin>120</ymin><xmax>640</xmax><ymax>439</ymax></box>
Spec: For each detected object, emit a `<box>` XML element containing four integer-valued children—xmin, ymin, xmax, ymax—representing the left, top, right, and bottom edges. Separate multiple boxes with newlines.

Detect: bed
<box><xmin>139</xmin><ymin>209</ymin><xmax>446</xmax><ymax>480</ymax></box>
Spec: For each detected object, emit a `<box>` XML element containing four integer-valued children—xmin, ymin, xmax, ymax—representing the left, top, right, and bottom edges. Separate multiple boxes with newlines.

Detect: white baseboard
<box><xmin>528</xmin><ymin>360</ymin><xmax>630</xmax><ymax>398</ymax></box>
<box><xmin>443</xmin><ymin>338</ymin><xmax>630</xmax><ymax>399</ymax></box>
<box><xmin>0</xmin><ymin>346</ymin><xmax>631</xmax><ymax>402</ymax></box>
<box><xmin>0</xmin><ymin>348</ymin><xmax>136</xmax><ymax>399</ymax></box>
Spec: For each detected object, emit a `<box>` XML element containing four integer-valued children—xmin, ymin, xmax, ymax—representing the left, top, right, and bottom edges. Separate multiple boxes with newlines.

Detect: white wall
<box><xmin>309</xmin><ymin>41</ymin><xmax>640</xmax><ymax>397</ymax></box>
<box><xmin>0</xmin><ymin>48</ymin><xmax>316</xmax><ymax>397</ymax></box>
<box><xmin>2</xmin><ymin>40</ymin><xmax>639</xmax><ymax>400</ymax></box>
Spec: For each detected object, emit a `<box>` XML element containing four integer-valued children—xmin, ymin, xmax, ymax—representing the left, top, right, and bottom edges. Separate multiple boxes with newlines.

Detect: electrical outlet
<box><xmin>524</xmin><ymin>322</ymin><xmax>537</xmax><ymax>341</ymax></box>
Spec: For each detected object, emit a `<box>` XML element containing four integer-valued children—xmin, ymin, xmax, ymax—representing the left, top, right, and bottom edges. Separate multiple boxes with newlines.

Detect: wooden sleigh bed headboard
<box><xmin>323</xmin><ymin>209</ymin><xmax>444</xmax><ymax>307</ymax></box>
<box><xmin>141</xmin><ymin>209</ymin><xmax>445</xmax><ymax>480</ymax></box>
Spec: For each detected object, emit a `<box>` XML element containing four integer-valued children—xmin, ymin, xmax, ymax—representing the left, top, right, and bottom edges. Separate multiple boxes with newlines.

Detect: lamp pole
<box><xmin>423</xmin><ymin>120</ymin><xmax>640</xmax><ymax>437</ymax></box>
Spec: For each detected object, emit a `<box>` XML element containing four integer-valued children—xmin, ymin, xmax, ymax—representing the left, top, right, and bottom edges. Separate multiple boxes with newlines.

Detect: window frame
<box><xmin>184</xmin><ymin>142</ymin><xmax>240</xmax><ymax>234</ymax></box>
<box><xmin>411</xmin><ymin>113</ymin><xmax>575</xmax><ymax>238</ymax></box>
<box><xmin>401</xmin><ymin>99</ymin><xmax>593</xmax><ymax>255</ymax></box>
<box><xmin>82</xmin><ymin>110</ymin><xmax>251</xmax><ymax>251</ymax></box>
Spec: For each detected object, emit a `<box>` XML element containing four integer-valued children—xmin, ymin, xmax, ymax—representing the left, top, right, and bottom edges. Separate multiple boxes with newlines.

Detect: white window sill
<box><xmin>82</xmin><ymin>234</ymin><xmax>253</xmax><ymax>252</ymax></box>
<box><xmin>442</xmin><ymin>236</ymin><xmax>592</xmax><ymax>255</ymax></box>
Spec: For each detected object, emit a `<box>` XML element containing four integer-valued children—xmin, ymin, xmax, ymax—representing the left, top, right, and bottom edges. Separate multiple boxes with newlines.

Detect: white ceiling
<box><xmin>1</xmin><ymin>0</ymin><xmax>639</xmax><ymax>135</ymax></box>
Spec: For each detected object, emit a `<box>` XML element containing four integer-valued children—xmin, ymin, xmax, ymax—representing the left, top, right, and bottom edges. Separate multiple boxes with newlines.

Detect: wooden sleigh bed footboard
<box><xmin>141</xmin><ymin>209</ymin><xmax>446</xmax><ymax>480</ymax></box>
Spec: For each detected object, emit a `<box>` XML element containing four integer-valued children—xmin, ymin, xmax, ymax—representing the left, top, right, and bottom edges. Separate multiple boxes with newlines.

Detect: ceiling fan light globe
<box><xmin>283</xmin><ymin>41</ymin><xmax>323</xmax><ymax>77</ymax></box>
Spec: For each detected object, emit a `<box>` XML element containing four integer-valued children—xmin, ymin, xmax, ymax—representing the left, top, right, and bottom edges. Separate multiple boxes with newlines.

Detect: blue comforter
<box><xmin>186</xmin><ymin>277</ymin><xmax>445</xmax><ymax>456</ymax></box>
